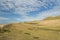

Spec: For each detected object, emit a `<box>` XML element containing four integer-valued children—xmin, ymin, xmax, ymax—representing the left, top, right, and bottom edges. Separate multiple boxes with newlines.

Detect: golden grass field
<box><xmin>0</xmin><ymin>16</ymin><xmax>60</xmax><ymax>40</ymax></box>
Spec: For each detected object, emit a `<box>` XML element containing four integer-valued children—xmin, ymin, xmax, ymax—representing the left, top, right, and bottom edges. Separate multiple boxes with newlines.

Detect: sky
<box><xmin>0</xmin><ymin>0</ymin><xmax>60</xmax><ymax>24</ymax></box>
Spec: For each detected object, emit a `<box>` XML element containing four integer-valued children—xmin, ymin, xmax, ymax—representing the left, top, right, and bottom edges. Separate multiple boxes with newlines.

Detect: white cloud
<box><xmin>0</xmin><ymin>0</ymin><xmax>57</xmax><ymax>15</ymax></box>
<box><xmin>0</xmin><ymin>17</ymin><xmax>9</xmax><ymax>20</ymax></box>
<box><xmin>0</xmin><ymin>0</ymin><xmax>60</xmax><ymax>23</ymax></box>
<box><xmin>13</xmin><ymin>0</ymin><xmax>57</xmax><ymax>15</ymax></box>
<box><xmin>36</xmin><ymin>6</ymin><xmax>60</xmax><ymax>20</ymax></box>
<box><xmin>16</xmin><ymin>15</ymin><xmax>37</xmax><ymax>22</ymax></box>
<box><xmin>15</xmin><ymin>4</ymin><xmax>60</xmax><ymax>21</ymax></box>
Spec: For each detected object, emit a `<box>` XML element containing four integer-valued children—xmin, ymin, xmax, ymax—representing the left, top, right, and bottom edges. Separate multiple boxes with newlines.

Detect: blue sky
<box><xmin>0</xmin><ymin>0</ymin><xmax>60</xmax><ymax>24</ymax></box>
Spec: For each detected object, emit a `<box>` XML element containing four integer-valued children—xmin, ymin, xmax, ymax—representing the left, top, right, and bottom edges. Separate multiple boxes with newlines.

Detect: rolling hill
<box><xmin>0</xmin><ymin>16</ymin><xmax>60</xmax><ymax>40</ymax></box>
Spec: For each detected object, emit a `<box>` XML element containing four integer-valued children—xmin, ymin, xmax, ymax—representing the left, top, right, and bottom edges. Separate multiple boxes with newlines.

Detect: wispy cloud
<box><xmin>0</xmin><ymin>0</ymin><xmax>57</xmax><ymax>14</ymax></box>
<box><xmin>0</xmin><ymin>17</ymin><xmax>9</xmax><ymax>20</ymax></box>
<box><xmin>0</xmin><ymin>0</ymin><xmax>60</xmax><ymax>24</ymax></box>
<box><xmin>36</xmin><ymin>5</ymin><xmax>60</xmax><ymax>20</ymax></box>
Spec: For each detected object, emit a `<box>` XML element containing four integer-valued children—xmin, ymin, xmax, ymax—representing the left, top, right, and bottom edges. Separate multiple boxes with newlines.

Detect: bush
<box><xmin>0</xmin><ymin>27</ymin><xmax>10</xmax><ymax>33</ymax></box>
<box><xmin>24</xmin><ymin>33</ymin><xmax>31</xmax><ymax>35</ymax></box>
<box><xmin>33</xmin><ymin>36</ymin><xmax>39</xmax><ymax>39</ymax></box>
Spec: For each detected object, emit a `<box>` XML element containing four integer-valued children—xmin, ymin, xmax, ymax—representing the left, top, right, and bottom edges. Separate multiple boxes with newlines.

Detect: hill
<box><xmin>44</xmin><ymin>16</ymin><xmax>60</xmax><ymax>20</ymax></box>
<box><xmin>0</xmin><ymin>16</ymin><xmax>60</xmax><ymax>40</ymax></box>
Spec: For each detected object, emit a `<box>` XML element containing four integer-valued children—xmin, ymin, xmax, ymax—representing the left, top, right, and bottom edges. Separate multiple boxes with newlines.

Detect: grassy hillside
<box><xmin>0</xmin><ymin>16</ymin><xmax>60</xmax><ymax>40</ymax></box>
<box><xmin>44</xmin><ymin>16</ymin><xmax>60</xmax><ymax>20</ymax></box>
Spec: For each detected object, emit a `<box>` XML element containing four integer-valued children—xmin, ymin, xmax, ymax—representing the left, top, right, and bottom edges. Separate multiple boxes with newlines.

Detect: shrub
<box><xmin>33</xmin><ymin>36</ymin><xmax>39</xmax><ymax>39</ymax></box>
<box><xmin>0</xmin><ymin>27</ymin><xmax>10</xmax><ymax>33</ymax></box>
<box><xmin>24</xmin><ymin>32</ymin><xmax>31</xmax><ymax>35</ymax></box>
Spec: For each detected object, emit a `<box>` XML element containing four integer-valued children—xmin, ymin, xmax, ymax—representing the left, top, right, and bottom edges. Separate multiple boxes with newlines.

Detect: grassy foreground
<box><xmin>0</xmin><ymin>16</ymin><xmax>60</xmax><ymax>40</ymax></box>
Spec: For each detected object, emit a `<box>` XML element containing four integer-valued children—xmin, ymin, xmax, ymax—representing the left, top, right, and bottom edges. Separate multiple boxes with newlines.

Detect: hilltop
<box><xmin>0</xmin><ymin>16</ymin><xmax>60</xmax><ymax>40</ymax></box>
<box><xmin>44</xmin><ymin>16</ymin><xmax>60</xmax><ymax>20</ymax></box>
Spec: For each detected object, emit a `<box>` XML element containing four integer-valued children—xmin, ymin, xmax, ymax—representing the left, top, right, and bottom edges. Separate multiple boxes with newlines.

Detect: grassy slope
<box><xmin>0</xmin><ymin>16</ymin><xmax>60</xmax><ymax>40</ymax></box>
<box><xmin>44</xmin><ymin>16</ymin><xmax>60</xmax><ymax>20</ymax></box>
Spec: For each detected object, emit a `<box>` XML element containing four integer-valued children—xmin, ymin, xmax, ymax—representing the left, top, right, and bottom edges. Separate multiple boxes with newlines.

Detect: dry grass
<box><xmin>0</xmin><ymin>16</ymin><xmax>60</xmax><ymax>40</ymax></box>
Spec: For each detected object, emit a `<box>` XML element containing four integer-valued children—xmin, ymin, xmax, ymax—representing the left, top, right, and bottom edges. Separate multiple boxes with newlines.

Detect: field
<box><xmin>0</xmin><ymin>16</ymin><xmax>60</xmax><ymax>40</ymax></box>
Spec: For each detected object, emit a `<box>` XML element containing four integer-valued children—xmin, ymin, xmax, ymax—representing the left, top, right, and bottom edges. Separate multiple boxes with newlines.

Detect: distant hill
<box><xmin>0</xmin><ymin>16</ymin><xmax>60</xmax><ymax>40</ymax></box>
<box><xmin>44</xmin><ymin>16</ymin><xmax>60</xmax><ymax>20</ymax></box>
